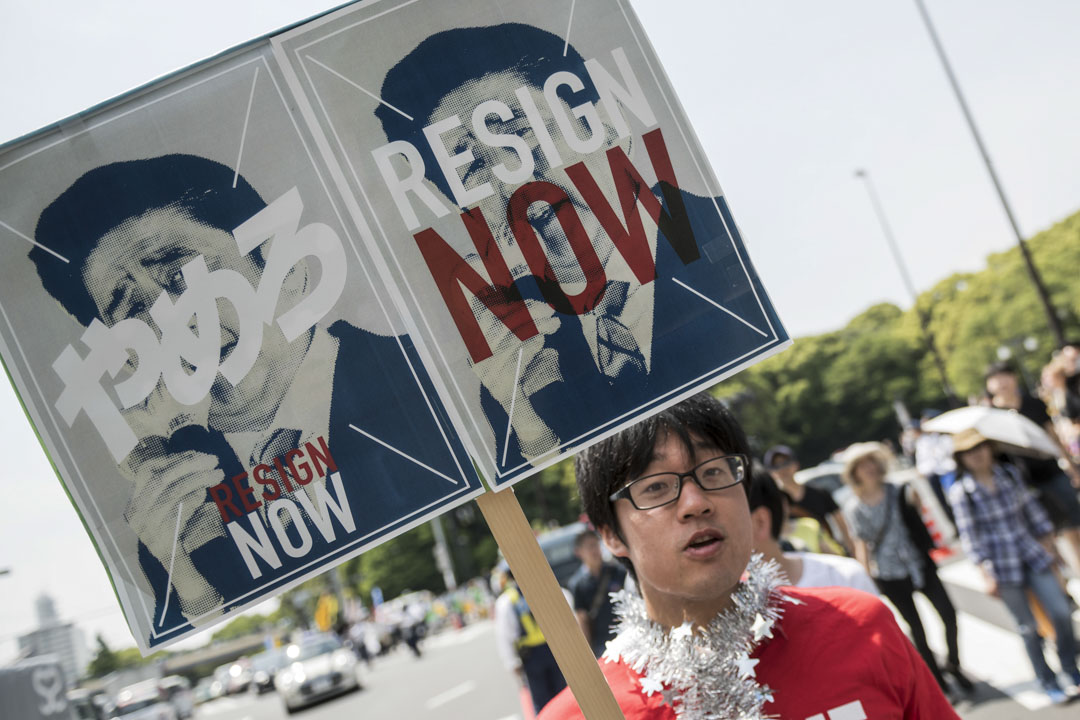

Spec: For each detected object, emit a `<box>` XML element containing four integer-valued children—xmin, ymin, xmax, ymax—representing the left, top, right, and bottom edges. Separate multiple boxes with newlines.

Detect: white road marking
<box><xmin>425</xmin><ymin>680</ymin><xmax>477</xmax><ymax>709</ymax></box>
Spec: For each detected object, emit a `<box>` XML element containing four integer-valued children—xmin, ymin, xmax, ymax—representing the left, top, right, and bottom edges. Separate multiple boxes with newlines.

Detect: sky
<box><xmin>2</xmin><ymin>0</ymin><xmax>1079</xmax><ymax>661</ymax></box>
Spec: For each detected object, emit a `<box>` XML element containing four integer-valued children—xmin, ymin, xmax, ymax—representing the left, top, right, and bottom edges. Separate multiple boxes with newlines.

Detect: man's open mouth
<box><xmin>683</xmin><ymin>529</ymin><xmax>725</xmax><ymax>554</ymax></box>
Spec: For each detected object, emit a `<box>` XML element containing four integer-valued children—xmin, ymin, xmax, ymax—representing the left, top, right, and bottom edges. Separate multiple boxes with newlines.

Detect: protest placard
<box><xmin>0</xmin><ymin>0</ymin><xmax>788</xmax><ymax>662</ymax></box>
<box><xmin>0</xmin><ymin>40</ymin><xmax>484</xmax><ymax>652</ymax></box>
<box><xmin>272</xmin><ymin>0</ymin><xmax>790</xmax><ymax>485</ymax></box>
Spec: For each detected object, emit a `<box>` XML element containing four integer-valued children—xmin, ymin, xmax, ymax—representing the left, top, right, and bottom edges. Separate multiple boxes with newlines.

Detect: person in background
<box><xmin>947</xmin><ymin>428</ymin><xmax>1080</xmax><ymax>705</ymax></box>
<box><xmin>764</xmin><ymin>444</ymin><xmax>854</xmax><ymax>554</ymax></box>
<box><xmin>985</xmin><ymin>361</ymin><xmax>1080</xmax><ymax>575</ymax></box>
<box><xmin>493</xmin><ymin>563</ymin><xmax>568</xmax><ymax>714</ymax></box>
<box><xmin>748</xmin><ymin>462</ymin><xmax>878</xmax><ymax>595</ymax></box>
<box><xmin>1041</xmin><ymin>353</ymin><xmax>1080</xmax><ymax>462</ymax></box>
<box><xmin>914</xmin><ymin>410</ymin><xmax>959</xmax><ymax>531</ymax></box>
<box><xmin>568</xmin><ymin>529</ymin><xmax>627</xmax><ymax>658</ymax></box>
<box><xmin>540</xmin><ymin>394</ymin><xmax>958</xmax><ymax>719</ymax></box>
<box><xmin>842</xmin><ymin>442</ymin><xmax>972</xmax><ymax>696</ymax></box>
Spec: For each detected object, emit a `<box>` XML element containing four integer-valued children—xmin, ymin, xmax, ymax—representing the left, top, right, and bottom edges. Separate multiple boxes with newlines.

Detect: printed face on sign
<box><xmin>81</xmin><ymin>205</ymin><xmax>311</xmax><ymax>432</ymax></box>
<box><xmin>425</xmin><ymin>71</ymin><xmax>627</xmax><ymax>284</ymax></box>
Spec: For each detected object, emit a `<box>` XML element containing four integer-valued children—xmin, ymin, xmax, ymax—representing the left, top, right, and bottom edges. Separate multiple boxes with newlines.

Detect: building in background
<box><xmin>16</xmin><ymin>594</ymin><xmax>89</xmax><ymax>687</ymax></box>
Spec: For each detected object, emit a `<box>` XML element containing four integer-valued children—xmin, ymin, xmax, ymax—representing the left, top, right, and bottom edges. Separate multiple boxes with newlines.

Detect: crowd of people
<box><xmin>507</xmin><ymin>344</ymin><xmax>1080</xmax><ymax>717</ymax></box>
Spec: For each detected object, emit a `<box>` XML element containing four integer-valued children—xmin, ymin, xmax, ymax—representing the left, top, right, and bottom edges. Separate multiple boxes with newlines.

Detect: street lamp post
<box><xmin>855</xmin><ymin>168</ymin><xmax>958</xmax><ymax>406</ymax></box>
<box><xmin>913</xmin><ymin>0</ymin><xmax>1065</xmax><ymax>347</ymax></box>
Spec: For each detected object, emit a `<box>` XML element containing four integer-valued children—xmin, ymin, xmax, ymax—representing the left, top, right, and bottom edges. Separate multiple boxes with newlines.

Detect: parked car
<box><xmin>274</xmin><ymin>634</ymin><xmax>361</xmax><ymax>713</ymax></box>
<box><xmin>67</xmin><ymin>687</ymin><xmax>109</xmax><ymax>720</ymax></box>
<box><xmin>109</xmin><ymin>680</ymin><xmax>177</xmax><ymax>720</ymax></box>
<box><xmin>158</xmin><ymin>676</ymin><xmax>193</xmax><ymax>719</ymax></box>
<box><xmin>192</xmin><ymin>676</ymin><xmax>222</xmax><ymax>705</ymax></box>
<box><xmin>537</xmin><ymin>521</ymin><xmax>587</xmax><ymax>587</ymax></box>
<box><xmin>251</xmin><ymin>648</ymin><xmax>288</xmax><ymax>694</ymax></box>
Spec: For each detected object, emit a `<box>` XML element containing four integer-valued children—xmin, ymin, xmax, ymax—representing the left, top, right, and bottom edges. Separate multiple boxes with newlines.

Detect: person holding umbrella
<box><xmin>947</xmin><ymin>428</ymin><xmax>1080</xmax><ymax>704</ymax></box>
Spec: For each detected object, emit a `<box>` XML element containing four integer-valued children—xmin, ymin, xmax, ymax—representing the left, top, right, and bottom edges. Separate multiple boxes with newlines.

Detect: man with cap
<box><xmin>763</xmin><ymin>444</ymin><xmax>853</xmax><ymax>554</ymax></box>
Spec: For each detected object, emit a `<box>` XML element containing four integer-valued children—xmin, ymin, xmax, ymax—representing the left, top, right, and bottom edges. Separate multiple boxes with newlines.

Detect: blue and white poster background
<box><xmin>0</xmin><ymin>41</ymin><xmax>483</xmax><ymax>652</ymax></box>
<box><xmin>272</xmin><ymin>0</ymin><xmax>791</xmax><ymax>486</ymax></box>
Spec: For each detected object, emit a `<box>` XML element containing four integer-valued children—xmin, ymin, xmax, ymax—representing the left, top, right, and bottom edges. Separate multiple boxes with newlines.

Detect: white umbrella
<box><xmin>921</xmin><ymin>406</ymin><xmax>1061</xmax><ymax>459</ymax></box>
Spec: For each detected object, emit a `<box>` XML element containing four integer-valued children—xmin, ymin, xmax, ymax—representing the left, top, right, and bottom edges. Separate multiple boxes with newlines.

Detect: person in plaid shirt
<box><xmin>947</xmin><ymin>428</ymin><xmax>1080</xmax><ymax>703</ymax></box>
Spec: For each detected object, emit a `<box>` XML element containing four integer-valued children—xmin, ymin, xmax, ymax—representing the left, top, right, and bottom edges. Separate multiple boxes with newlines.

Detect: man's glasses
<box><xmin>609</xmin><ymin>454</ymin><xmax>749</xmax><ymax>510</ymax></box>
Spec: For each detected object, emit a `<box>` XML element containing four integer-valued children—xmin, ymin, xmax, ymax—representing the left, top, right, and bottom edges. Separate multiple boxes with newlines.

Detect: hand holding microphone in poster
<box><xmin>30</xmin><ymin>155</ymin><xmax>350</xmax><ymax>622</ymax></box>
<box><xmin>120</xmin><ymin>380</ymin><xmax>226</xmax><ymax>619</ymax></box>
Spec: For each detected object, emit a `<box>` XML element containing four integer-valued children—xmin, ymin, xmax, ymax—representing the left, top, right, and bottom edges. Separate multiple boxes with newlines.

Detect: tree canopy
<box><xmin>714</xmin><ymin>207</ymin><xmax>1080</xmax><ymax>465</ymax></box>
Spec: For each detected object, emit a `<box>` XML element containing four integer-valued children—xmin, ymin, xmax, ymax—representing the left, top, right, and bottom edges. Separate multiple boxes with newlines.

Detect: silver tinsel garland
<box><xmin>602</xmin><ymin>555</ymin><xmax>791</xmax><ymax>720</ymax></box>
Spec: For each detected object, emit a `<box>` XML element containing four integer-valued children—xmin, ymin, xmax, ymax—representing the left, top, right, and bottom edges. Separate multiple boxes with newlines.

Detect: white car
<box><xmin>274</xmin><ymin>635</ymin><xmax>361</xmax><ymax>713</ymax></box>
<box><xmin>159</xmin><ymin>676</ymin><xmax>194</xmax><ymax>719</ymax></box>
<box><xmin>109</xmin><ymin>680</ymin><xmax>178</xmax><ymax>720</ymax></box>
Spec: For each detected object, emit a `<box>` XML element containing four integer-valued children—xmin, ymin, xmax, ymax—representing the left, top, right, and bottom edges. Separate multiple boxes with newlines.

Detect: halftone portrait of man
<box><xmin>369</xmin><ymin>20</ymin><xmax>785</xmax><ymax>473</ymax></box>
<box><xmin>27</xmin><ymin>153</ymin><xmax>478</xmax><ymax>638</ymax></box>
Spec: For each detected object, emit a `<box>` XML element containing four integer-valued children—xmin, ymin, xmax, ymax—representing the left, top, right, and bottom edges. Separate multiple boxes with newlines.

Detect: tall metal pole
<box><xmin>913</xmin><ymin>0</ymin><xmax>1065</xmax><ymax>347</ymax></box>
<box><xmin>855</xmin><ymin>168</ymin><xmax>958</xmax><ymax>406</ymax></box>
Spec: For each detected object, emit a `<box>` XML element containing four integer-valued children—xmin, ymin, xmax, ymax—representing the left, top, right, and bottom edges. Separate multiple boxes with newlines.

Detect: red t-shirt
<box><xmin>538</xmin><ymin>586</ymin><xmax>958</xmax><ymax>720</ymax></box>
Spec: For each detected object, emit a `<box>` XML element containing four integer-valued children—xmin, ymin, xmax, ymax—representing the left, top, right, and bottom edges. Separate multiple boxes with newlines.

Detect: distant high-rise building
<box><xmin>35</xmin><ymin>593</ymin><xmax>59</xmax><ymax>627</ymax></box>
<box><xmin>16</xmin><ymin>593</ymin><xmax>89</xmax><ymax>687</ymax></box>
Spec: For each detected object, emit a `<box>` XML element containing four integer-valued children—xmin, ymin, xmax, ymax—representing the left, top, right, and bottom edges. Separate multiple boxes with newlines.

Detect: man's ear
<box><xmin>598</xmin><ymin>524</ymin><xmax>629</xmax><ymax>560</ymax></box>
<box><xmin>749</xmin><ymin>507</ymin><xmax>772</xmax><ymax>546</ymax></box>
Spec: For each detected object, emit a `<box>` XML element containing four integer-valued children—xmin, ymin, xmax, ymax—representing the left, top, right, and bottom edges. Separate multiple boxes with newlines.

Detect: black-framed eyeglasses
<box><xmin>609</xmin><ymin>454</ymin><xmax>749</xmax><ymax>510</ymax></box>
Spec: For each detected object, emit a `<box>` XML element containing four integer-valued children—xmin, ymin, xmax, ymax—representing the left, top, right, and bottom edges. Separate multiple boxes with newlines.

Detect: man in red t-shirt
<box><xmin>539</xmin><ymin>394</ymin><xmax>957</xmax><ymax>719</ymax></box>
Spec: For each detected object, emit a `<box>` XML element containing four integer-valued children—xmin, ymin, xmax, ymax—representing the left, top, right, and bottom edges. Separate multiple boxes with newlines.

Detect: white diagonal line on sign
<box><xmin>233</xmin><ymin>66</ymin><xmax>260</xmax><ymax>189</ymax></box>
<box><xmin>0</xmin><ymin>220</ymin><xmax>69</xmax><ymax>263</ymax></box>
<box><xmin>159</xmin><ymin>500</ymin><xmax>183</xmax><ymax>627</ymax></box>
<box><xmin>502</xmin><ymin>348</ymin><xmax>525</xmax><ymax>467</ymax></box>
<box><xmin>349</xmin><ymin>424</ymin><xmax>458</xmax><ymax>484</ymax></box>
<box><xmin>306</xmin><ymin>55</ymin><xmax>413</xmax><ymax>121</ymax></box>
<box><xmin>672</xmin><ymin>278</ymin><xmax>767</xmax><ymax>337</ymax></box>
<box><xmin>564</xmin><ymin>0</ymin><xmax>577</xmax><ymax>57</ymax></box>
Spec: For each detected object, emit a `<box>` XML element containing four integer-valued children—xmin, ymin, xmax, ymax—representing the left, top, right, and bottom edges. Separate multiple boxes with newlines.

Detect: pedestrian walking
<box><xmin>841</xmin><ymin>442</ymin><xmax>972</xmax><ymax>697</ymax></box>
<box><xmin>568</xmin><ymin>529</ymin><xmax>627</xmax><ymax>658</ymax></box>
<box><xmin>947</xmin><ymin>428</ymin><xmax>1080</xmax><ymax>704</ymax></box>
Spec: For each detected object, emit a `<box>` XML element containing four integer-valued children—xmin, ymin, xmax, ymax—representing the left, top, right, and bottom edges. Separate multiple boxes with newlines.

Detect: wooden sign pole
<box><xmin>476</xmin><ymin>488</ymin><xmax>624</xmax><ymax>720</ymax></box>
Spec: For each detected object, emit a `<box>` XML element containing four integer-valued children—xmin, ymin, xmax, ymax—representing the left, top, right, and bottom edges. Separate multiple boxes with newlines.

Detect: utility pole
<box><xmin>855</xmin><ymin>168</ymin><xmax>958</xmax><ymax>406</ymax></box>
<box><xmin>913</xmin><ymin>0</ymin><xmax>1065</xmax><ymax>346</ymax></box>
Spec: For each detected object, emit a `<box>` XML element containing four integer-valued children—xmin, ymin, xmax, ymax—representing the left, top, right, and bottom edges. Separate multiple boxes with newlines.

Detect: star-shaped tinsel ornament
<box><xmin>670</xmin><ymin>622</ymin><xmax>694</xmax><ymax>642</ymax></box>
<box><xmin>750</xmin><ymin>613</ymin><xmax>774</xmax><ymax>642</ymax></box>
<box><xmin>734</xmin><ymin>652</ymin><xmax>760</xmax><ymax>679</ymax></box>
<box><xmin>639</xmin><ymin>674</ymin><xmax>664</xmax><ymax>697</ymax></box>
<box><xmin>603</xmin><ymin>554</ymin><xmax>787</xmax><ymax>719</ymax></box>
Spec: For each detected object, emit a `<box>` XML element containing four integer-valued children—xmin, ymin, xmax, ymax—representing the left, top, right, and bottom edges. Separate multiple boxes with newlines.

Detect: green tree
<box><xmin>712</xmin><ymin>207</ymin><xmax>1080</xmax><ymax>465</ymax></box>
<box><xmin>86</xmin><ymin>634</ymin><xmax>118</xmax><ymax>678</ymax></box>
<box><xmin>210</xmin><ymin>613</ymin><xmax>270</xmax><ymax>642</ymax></box>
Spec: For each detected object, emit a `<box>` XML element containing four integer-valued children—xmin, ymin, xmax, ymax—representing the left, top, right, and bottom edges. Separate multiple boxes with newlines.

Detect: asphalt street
<box><xmin>191</xmin><ymin>563</ymin><xmax>1080</xmax><ymax>720</ymax></box>
<box><xmin>195</xmin><ymin>622</ymin><xmax>525</xmax><ymax>720</ymax></box>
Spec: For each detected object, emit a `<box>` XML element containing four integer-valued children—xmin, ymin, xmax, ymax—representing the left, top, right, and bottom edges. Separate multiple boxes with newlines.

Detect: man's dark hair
<box><xmin>30</xmin><ymin>154</ymin><xmax>266</xmax><ymax>326</ymax></box>
<box><xmin>747</xmin><ymin>461</ymin><xmax>786</xmax><ymax>541</ymax></box>
<box><xmin>983</xmin><ymin>360</ymin><xmax>1018</xmax><ymax>385</ymax></box>
<box><xmin>574</xmin><ymin>393</ymin><xmax>751</xmax><ymax>539</ymax></box>
<box><xmin>377</xmin><ymin>23</ymin><xmax>600</xmax><ymax>199</ymax></box>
